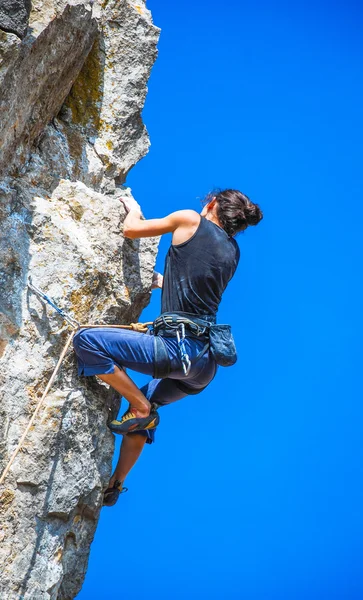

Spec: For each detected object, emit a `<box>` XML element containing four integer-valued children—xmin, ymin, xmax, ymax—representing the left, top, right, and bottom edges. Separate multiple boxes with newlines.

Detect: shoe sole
<box><xmin>109</xmin><ymin>413</ymin><xmax>159</xmax><ymax>434</ymax></box>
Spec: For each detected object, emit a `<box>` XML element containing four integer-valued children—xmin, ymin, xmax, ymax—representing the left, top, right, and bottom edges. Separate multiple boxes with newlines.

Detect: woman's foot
<box><xmin>103</xmin><ymin>479</ymin><xmax>128</xmax><ymax>507</ymax></box>
<box><xmin>108</xmin><ymin>406</ymin><xmax>160</xmax><ymax>435</ymax></box>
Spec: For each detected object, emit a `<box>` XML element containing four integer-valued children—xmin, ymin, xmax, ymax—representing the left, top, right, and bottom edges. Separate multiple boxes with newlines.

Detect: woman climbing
<box><xmin>72</xmin><ymin>189</ymin><xmax>263</xmax><ymax>506</ymax></box>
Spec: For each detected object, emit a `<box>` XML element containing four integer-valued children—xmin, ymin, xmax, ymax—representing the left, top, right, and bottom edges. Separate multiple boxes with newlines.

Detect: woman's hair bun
<box><xmin>204</xmin><ymin>189</ymin><xmax>263</xmax><ymax>236</ymax></box>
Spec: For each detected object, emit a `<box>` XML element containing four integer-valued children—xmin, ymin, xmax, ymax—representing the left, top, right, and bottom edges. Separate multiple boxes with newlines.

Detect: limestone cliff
<box><xmin>0</xmin><ymin>2</ymin><xmax>160</xmax><ymax>598</ymax></box>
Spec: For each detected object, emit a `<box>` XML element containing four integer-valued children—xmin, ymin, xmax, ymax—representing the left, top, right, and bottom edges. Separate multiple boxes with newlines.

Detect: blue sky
<box><xmin>77</xmin><ymin>1</ymin><xmax>363</xmax><ymax>598</ymax></box>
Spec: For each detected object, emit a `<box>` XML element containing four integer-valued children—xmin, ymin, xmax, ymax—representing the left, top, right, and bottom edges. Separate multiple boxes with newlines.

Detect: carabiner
<box><xmin>176</xmin><ymin>323</ymin><xmax>191</xmax><ymax>376</ymax></box>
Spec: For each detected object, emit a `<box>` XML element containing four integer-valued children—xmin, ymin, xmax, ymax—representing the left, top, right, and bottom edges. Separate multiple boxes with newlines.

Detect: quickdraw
<box><xmin>28</xmin><ymin>276</ymin><xmax>80</xmax><ymax>329</ymax></box>
<box><xmin>176</xmin><ymin>322</ymin><xmax>191</xmax><ymax>376</ymax></box>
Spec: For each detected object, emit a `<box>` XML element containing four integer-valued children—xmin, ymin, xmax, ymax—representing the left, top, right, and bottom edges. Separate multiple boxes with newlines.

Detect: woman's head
<box><xmin>202</xmin><ymin>189</ymin><xmax>263</xmax><ymax>236</ymax></box>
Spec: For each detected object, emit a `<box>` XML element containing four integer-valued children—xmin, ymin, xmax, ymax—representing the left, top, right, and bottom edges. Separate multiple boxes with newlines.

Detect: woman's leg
<box><xmin>106</xmin><ymin>378</ymin><xmax>188</xmax><ymax>499</ymax></box>
<box><xmin>104</xmin><ymin>350</ymin><xmax>217</xmax><ymax>504</ymax></box>
<box><xmin>98</xmin><ymin>366</ymin><xmax>150</xmax><ymax>418</ymax></box>
<box><xmin>73</xmin><ymin>328</ymin><xmax>157</xmax><ymax>429</ymax></box>
<box><xmin>108</xmin><ymin>433</ymin><xmax>147</xmax><ymax>489</ymax></box>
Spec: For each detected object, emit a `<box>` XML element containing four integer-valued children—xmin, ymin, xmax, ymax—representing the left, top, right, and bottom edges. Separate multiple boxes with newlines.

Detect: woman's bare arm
<box><xmin>121</xmin><ymin>197</ymin><xmax>200</xmax><ymax>242</ymax></box>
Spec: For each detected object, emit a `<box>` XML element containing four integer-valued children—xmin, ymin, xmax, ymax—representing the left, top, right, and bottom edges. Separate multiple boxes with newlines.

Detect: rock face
<box><xmin>0</xmin><ymin>0</ymin><xmax>31</xmax><ymax>38</ymax></box>
<box><xmin>0</xmin><ymin>2</ymin><xmax>160</xmax><ymax>598</ymax></box>
<box><xmin>0</xmin><ymin>4</ymin><xmax>98</xmax><ymax>176</ymax></box>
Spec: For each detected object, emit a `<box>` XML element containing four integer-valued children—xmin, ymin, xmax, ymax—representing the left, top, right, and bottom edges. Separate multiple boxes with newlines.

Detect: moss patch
<box><xmin>0</xmin><ymin>490</ymin><xmax>15</xmax><ymax>512</ymax></box>
<box><xmin>70</xmin><ymin>280</ymin><xmax>100</xmax><ymax>322</ymax></box>
<box><xmin>64</xmin><ymin>37</ymin><xmax>103</xmax><ymax>130</ymax></box>
<box><xmin>68</xmin><ymin>198</ymin><xmax>85</xmax><ymax>221</ymax></box>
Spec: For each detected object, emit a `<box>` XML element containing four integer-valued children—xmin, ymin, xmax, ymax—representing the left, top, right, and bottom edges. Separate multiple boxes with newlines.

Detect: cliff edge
<box><xmin>0</xmin><ymin>1</ymin><xmax>160</xmax><ymax>598</ymax></box>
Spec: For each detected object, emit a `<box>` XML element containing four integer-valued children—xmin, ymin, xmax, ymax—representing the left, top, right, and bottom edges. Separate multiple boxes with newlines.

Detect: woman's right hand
<box><xmin>120</xmin><ymin>197</ymin><xmax>142</xmax><ymax>215</ymax></box>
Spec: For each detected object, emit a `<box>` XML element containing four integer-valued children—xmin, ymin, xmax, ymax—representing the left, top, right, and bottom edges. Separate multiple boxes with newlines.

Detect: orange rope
<box><xmin>80</xmin><ymin>322</ymin><xmax>152</xmax><ymax>333</ymax></box>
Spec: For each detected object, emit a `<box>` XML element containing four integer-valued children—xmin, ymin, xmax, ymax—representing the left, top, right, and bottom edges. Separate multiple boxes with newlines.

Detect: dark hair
<box><xmin>204</xmin><ymin>189</ymin><xmax>263</xmax><ymax>237</ymax></box>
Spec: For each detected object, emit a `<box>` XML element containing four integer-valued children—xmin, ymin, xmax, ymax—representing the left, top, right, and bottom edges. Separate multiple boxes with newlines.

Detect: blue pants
<box><xmin>73</xmin><ymin>327</ymin><xmax>217</xmax><ymax>443</ymax></box>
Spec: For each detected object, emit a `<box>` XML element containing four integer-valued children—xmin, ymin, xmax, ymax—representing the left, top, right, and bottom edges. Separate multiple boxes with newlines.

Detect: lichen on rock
<box><xmin>0</xmin><ymin>1</ymin><xmax>160</xmax><ymax>598</ymax></box>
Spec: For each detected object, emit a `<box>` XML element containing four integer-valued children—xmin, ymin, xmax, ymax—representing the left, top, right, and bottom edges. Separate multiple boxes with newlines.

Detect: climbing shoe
<box><xmin>108</xmin><ymin>407</ymin><xmax>160</xmax><ymax>435</ymax></box>
<box><xmin>103</xmin><ymin>480</ymin><xmax>128</xmax><ymax>507</ymax></box>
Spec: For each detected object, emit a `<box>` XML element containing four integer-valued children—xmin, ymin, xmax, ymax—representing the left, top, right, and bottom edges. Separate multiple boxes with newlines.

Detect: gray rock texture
<box><xmin>0</xmin><ymin>3</ymin><xmax>98</xmax><ymax>176</ymax></box>
<box><xmin>0</xmin><ymin>0</ymin><xmax>31</xmax><ymax>38</ymax></box>
<box><xmin>0</xmin><ymin>1</ymin><xmax>160</xmax><ymax>598</ymax></box>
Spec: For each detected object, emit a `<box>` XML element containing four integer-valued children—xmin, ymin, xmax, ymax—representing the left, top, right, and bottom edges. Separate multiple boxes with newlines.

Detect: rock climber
<box><xmin>72</xmin><ymin>189</ymin><xmax>263</xmax><ymax>506</ymax></box>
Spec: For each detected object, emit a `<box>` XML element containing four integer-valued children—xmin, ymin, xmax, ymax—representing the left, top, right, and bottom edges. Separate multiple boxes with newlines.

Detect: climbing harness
<box><xmin>0</xmin><ymin>279</ymin><xmax>153</xmax><ymax>486</ymax></box>
<box><xmin>153</xmin><ymin>314</ymin><xmax>210</xmax><ymax>337</ymax></box>
<box><xmin>153</xmin><ymin>312</ymin><xmax>238</xmax><ymax>371</ymax></box>
<box><xmin>153</xmin><ymin>313</ymin><xmax>210</xmax><ymax>377</ymax></box>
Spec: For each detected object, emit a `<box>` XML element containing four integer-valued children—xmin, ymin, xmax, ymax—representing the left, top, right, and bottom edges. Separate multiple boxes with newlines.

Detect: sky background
<box><xmin>77</xmin><ymin>1</ymin><xmax>363</xmax><ymax>598</ymax></box>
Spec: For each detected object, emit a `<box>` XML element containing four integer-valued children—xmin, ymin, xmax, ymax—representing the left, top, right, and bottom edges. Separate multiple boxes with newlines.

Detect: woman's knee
<box><xmin>73</xmin><ymin>329</ymin><xmax>95</xmax><ymax>352</ymax></box>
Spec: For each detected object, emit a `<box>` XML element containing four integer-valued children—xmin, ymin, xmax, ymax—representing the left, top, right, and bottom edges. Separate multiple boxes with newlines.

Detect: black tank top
<box><xmin>161</xmin><ymin>215</ymin><xmax>240</xmax><ymax>317</ymax></box>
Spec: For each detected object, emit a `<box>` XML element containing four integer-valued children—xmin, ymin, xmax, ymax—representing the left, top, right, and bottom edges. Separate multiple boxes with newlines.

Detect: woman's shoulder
<box><xmin>175</xmin><ymin>209</ymin><xmax>201</xmax><ymax>226</ymax></box>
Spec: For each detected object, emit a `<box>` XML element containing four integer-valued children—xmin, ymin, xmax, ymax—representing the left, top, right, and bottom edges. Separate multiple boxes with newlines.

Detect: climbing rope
<box><xmin>0</xmin><ymin>280</ymin><xmax>153</xmax><ymax>486</ymax></box>
<box><xmin>0</xmin><ymin>330</ymin><xmax>75</xmax><ymax>486</ymax></box>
